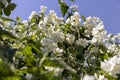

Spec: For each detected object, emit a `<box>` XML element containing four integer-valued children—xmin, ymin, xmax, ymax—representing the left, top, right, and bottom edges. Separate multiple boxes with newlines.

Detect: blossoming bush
<box><xmin>0</xmin><ymin>0</ymin><xmax>120</xmax><ymax>80</ymax></box>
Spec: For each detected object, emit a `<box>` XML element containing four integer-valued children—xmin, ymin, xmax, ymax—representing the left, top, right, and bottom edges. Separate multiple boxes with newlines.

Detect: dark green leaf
<box><xmin>58</xmin><ymin>0</ymin><xmax>69</xmax><ymax>17</ymax></box>
<box><xmin>81</xmin><ymin>15</ymin><xmax>86</xmax><ymax>21</ymax></box>
<box><xmin>98</xmin><ymin>44</ymin><xmax>107</xmax><ymax>53</ymax></box>
<box><xmin>6</xmin><ymin>0</ymin><xmax>11</xmax><ymax>3</ymax></box>
<box><xmin>3</xmin><ymin>3</ymin><xmax>16</xmax><ymax>16</ymax></box>
<box><xmin>0</xmin><ymin>8</ymin><xmax>2</xmax><ymax>15</ymax></box>
<box><xmin>0</xmin><ymin>2</ymin><xmax>5</xmax><ymax>9</ymax></box>
<box><xmin>7</xmin><ymin>3</ymin><xmax>17</xmax><ymax>11</ymax></box>
<box><xmin>0</xmin><ymin>0</ymin><xmax>6</xmax><ymax>7</ymax></box>
<box><xmin>41</xmin><ymin>72</ymin><xmax>62</xmax><ymax>80</ymax></box>
<box><xmin>3</xmin><ymin>7</ymin><xmax>11</xmax><ymax>16</ymax></box>
<box><xmin>66</xmin><ymin>12</ymin><xmax>73</xmax><ymax>19</ymax></box>
<box><xmin>0</xmin><ymin>45</ymin><xmax>17</xmax><ymax>63</ymax></box>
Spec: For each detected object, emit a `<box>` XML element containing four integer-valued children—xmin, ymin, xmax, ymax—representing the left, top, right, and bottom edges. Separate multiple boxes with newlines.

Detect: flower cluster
<box><xmin>1</xmin><ymin>5</ymin><xmax>120</xmax><ymax>80</ymax></box>
<box><xmin>101</xmin><ymin>56</ymin><xmax>120</xmax><ymax>78</ymax></box>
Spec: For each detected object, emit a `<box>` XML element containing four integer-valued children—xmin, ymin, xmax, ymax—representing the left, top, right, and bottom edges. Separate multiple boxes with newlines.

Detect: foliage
<box><xmin>0</xmin><ymin>0</ymin><xmax>16</xmax><ymax>16</ymax></box>
<box><xmin>0</xmin><ymin>0</ymin><xmax>120</xmax><ymax>80</ymax></box>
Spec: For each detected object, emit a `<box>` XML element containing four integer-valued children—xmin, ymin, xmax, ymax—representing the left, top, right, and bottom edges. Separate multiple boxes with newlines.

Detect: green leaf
<box><xmin>58</xmin><ymin>0</ymin><xmax>69</xmax><ymax>17</ymax></box>
<box><xmin>42</xmin><ymin>58</ymin><xmax>64</xmax><ymax>68</ymax></box>
<box><xmin>0</xmin><ymin>27</ymin><xmax>18</xmax><ymax>39</ymax></box>
<box><xmin>0</xmin><ymin>15</ymin><xmax>16</xmax><ymax>22</ymax></box>
<box><xmin>23</xmin><ymin>45</ymin><xmax>36</xmax><ymax>66</ymax></box>
<box><xmin>16</xmin><ymin>16</ymin><xmax>21</xmax><ymax>21</ymax></box>
<box><xmin>27</xmin><ymin>39</ymin><xmax>43</xmax><ymax>57</ymax></box>
<box><xmin>0</xmin><ymin>0</ymin><xmax>6</xmax><ymax>7</ymax></box>
<box><xmin>98</xmin><ymin>44</ymin><xmax>107</xmax><ymax>53</ymax></box>
<box><xmin>81</xmin><ymin>15</ymin><xmax>86</xmax><ymax>21</ymax></box>
<box><xmin>0</xmin><ymin>58</ymin><xmax>14</xmax><ymax>77</ymax></box>
<box><xmin>0</xmin><ymin>45</ymin><xmax>17</xmax><ymax>63</ymax></box>
<box><xmin>0</xmin><ymin>8</ymin><xmax>3</xmax><ymax>15</ymax></box>
<box><xmin>0</xmin><ymin>2</ymin><xmax>5</xmax><ymax>9</ymax></box>
<box><xmin>40</xmin><ymin>72</ymin><xmax>62</xmax><ymax>80</ymax></box>
<box><xmin>3</xmin><ymin>3</ymin><xmax>16</xmax><ymax>16</ymax></box>
<box><xmin>66</xmin><ymin>12</ymin><xmax>73</xmax><ymax>19</ymax></box>
<box><xmin>6</xmin><ymin>0</ymin><xmax>11</xmax><ymax>3</ymax></box>
<box><xmin>3</xmin><ymin>7</ymin><xmax>11</xmax><ymax>16</ymax></box>
<box><xmin>7</xmin><ymin>3</ymin><xmax>17</xmax><ymax>11</ymax></box>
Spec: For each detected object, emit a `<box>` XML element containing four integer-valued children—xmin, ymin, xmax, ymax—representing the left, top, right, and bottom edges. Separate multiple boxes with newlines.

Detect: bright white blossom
<box><xmin>40</xmin><ymin>6</ymin><xmax>47</xmax><ymax>13</ymax></box>
<box><xmin>94</xmin><ymin>73</ymin><xmax>108</xmax><ymax>80</ymax></box>
<box><xmin>76</xmin><ymin>38</ymin><xmax>88</xmax><ymax>48</ymax></box>
<box><xmin>28</xmin><ymin>11</ymin><xmax>38</xmax><ymax>20</ymax></box>
<box><xmin>70</xmin><ymin>4</ymin><xmax>78</xmax><ymax>12</ymax></box>
<box><xmin>83</xmin><ymin>74</ymin><xmax>95</xmax><ymax>80</ymax></box>
<box><xmin>66</xmin><ymin>12</ymin><xmax>81</xmax><ymax>26</ymax></box>
<box><xmin>66</xmin><ymin>33</ymin><xmax>75</xmax><ymax>45</ymax></box>
<box><xmin>53</xmin><ymin>47</ymin><xmax>63</xmax><ymax>53</ymax></box>
<box><xmin>52</xmin><ymin>29</ymin><xmax>65</xmax><ymax>43</ymax></box>
<box><xmin>44</xmin><ymin>66</ymin><xmax>64</xmax><ymax>76</ymax></box>
<box><xmin>101</xmin><ymin>56</ymin><xmax>120</xmax><ymax>77</ymax></box>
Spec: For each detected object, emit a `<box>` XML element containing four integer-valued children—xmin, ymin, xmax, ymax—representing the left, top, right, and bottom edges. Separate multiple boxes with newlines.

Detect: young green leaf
<box><xmin>16</xmin><ymin>17</ymin><xmax>21</xmax><ymax>21</ymax></box>
<box><xmin>0</xmin><ymin>15</ymin><xmax>16</xmax><ymax>22</ymax></box>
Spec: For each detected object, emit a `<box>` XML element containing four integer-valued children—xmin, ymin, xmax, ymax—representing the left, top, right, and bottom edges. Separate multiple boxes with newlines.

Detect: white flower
<box><xmin>101</xmin><ymin>60</ymin><xmax>113</xmax><ymax>72</ymax></box>
<box><xmin>70</xmin><ymin>4</ymin><xmax>78</xmax><ymax>12</ymax></box>
<box><xmin>66</xmin><ymin>33</ymin><xmax>75</xmax><ymax>45</ymax></box>
<box><xmin>49</xmin><ymin>10</ymin><xmax>57</xmax><ymax>17</ymax></box>
<box><xmin>91</xmin><ymin>21</ymin><xmax>107</xmax><ymax>44</ymax></box>
<box><xmin>52</xmin><ymin>29</ymin><xmax>65</xmax><ymax>43</ymax></box>
<box><xmin>53</xmin><ymin>47</ymin><xmax>63</xmax><ymax>53</ymax></box>
<box><xmin>40</xmin><ymin>38</ymin><xmax>59</xmax><ymax>53</ymax></box>
<box><xmin>98</xmin><ymin>75</ymin><xmax>108</xmax><ymax>80</ymax></box>
<box><xmin>86</xmin><ymin>16</ymin><xmax>92</xmax><ymax>22</ymax></box>
<box><xmin>83</xmin><ymin>74</ymin><xmax>95</xmax><ymax>80</ymax></box>
<box><xmin>110</xmin><ymin>63</ymin><xmax>120</xmax><ymax>77</ymax></box>
<box><xmin>40</xmin><ymin>43</ymin><xmax>57</xmax><ymax>53</ymax></box>
<box><xmin>54</xmin><ymin>67</ymin><xmax>64</xmax><ymax>76</ymax></box>
<box><xmin>46</xmin><ymin>25</ymin><xmax>55</xmax><ymax>37</ymax></box>
<box><xmin>28</xmin><ymin>11</ymin><xmax>38</xmax><ymax>20</ymax></box>
<box><xmin>41</xmin><ymin>38</ymin><xmax>54</xmax><ymax>46</ymax></box>
<box><xmin>90</xmin><ymin>37</ymin><xmax>97</xmax><ymax>44</ymax></box>
<box><xmin>101</xmin><ymin>56</ymin><xmax>120</xmax><ymax>77</ymax></box>
<box><xmin>44</xmin><ymin>66</ymin><xmax>63</xmax><ymax>76</ymax></box>
<box><xmin>22</xmin><ymin>20</ymin><xmax>28</xmax><ymax>26</ymax></box>
<box><xmin>38</xmin><ymin>21</ymin><xmax>45</xmax><ymax>29</ymax></box>
<box><xmin>94</xmin><ymin>73</ymin><xmax>108</xmax><ymax>80</ymax></box>
<box><xmin>71</xmin><ymin>12</ymin><xmax>81</xmax><ymax>26</ymax></box>
<box><xmin>76</xmin><ymin>38</ymin><xmax>88</xmax><ymax>48</ymax></box>
<box><xmin>40</xmin><ymin>6</ymin><xmax>47</xmax><ymax>13</ymax></box>
<box><xmin>25</xmin><ymin>73</ymin><xmax>33</xmax><ymax>80</ymax></box>
<box><xmin>107</xmin><ymin>43</ymin><xmax>117</xmax><ymax>53</ymax></box>
<box><xmin>66</xmin><ymin>18</ymin><xmax>70</xmax><ymax>24</ymax></box>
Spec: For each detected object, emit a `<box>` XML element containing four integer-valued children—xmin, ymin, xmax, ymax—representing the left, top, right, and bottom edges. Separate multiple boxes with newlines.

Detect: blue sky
<box><xmin>11</xmin><ymin>0</ymin><xmax>120</xmax><ymax>34</ymax></box>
